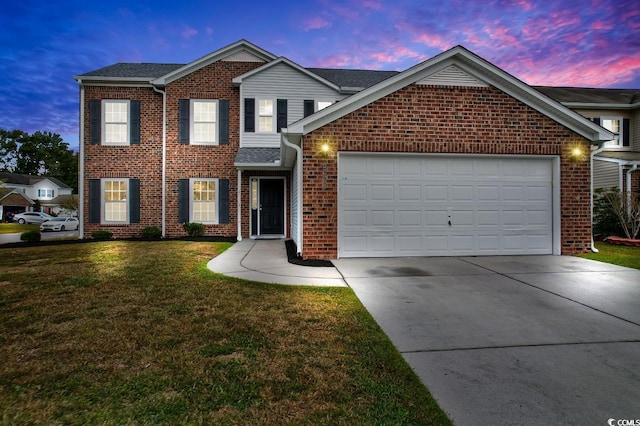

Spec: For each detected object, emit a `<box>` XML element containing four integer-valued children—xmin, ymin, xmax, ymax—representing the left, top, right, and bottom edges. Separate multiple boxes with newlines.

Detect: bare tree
<box><xmin>601</xmin><ymin>189</ymin><xmax>640</xmax><ymax>239</ymax></box>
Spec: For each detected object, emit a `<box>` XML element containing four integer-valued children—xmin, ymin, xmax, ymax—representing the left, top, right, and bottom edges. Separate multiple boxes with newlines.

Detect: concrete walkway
<box><xmin>207</xmin><ymin>239</ymin><xmax>347</xmax><ymax>286</ymax></box>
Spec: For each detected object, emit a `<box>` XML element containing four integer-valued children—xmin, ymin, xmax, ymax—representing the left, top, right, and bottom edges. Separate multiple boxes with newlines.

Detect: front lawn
<box><xmin>578</xmin><ymin>241</ymin><xmax>640</xmax><ymax>270</ymax></box>
<box><xmin>0</xmin><ymin>223</ymin><xmax>39</xmax><ymax>234</ymax></box>
<box><xmin>0</xmin><ymin>241</ymin><xmax>450</xmax><ymax>425</ymax></box>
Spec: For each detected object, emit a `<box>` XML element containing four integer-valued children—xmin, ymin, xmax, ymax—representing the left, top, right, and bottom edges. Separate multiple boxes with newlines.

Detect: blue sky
<box><xmin>1</xmin><ymin>0</ymin><xmax>639</xmax><ymax>151</ymax></box>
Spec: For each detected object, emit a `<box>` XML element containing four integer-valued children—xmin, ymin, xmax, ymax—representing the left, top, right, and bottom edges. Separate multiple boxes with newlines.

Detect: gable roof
<box><xmin>152</xmin><ymin>39</ymin><xmax>277</xmax><ymax>86</ymax></box>
<box><xmin>284</xmin><ymin>45</ymin><xmax>614</xmax><ymax>143</ymax></box>
<box><xmin>0</xmin><ymin>172</ymin><xmax>71</xmax><ymax>189</ymax></box>
<box><xmin>534</xmin><ymin>86</ymin><xmax>640</xmax><ymax>109</ymax></box>
<box><xmin>77</xmin><ymin>63</ymin><xmax>184</xmax><ymax>80</ymax></box>
<box><xmin>232</xmin><ymin>57</ymin><xmax>342</xmax><ymax>92</ymax></box>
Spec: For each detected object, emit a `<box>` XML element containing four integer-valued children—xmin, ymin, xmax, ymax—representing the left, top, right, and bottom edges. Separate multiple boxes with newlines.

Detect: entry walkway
<box><xmin>207</xmin><ymin>239</ymin><xmax>347</xmax><ymax>287</ymax></box>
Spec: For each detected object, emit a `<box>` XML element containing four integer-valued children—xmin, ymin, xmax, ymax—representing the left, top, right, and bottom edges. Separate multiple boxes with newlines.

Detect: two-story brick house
<box><xmin>76</xmin><ymin>39</ymin><xmax>635</xmax><ymax>259</ymax></box>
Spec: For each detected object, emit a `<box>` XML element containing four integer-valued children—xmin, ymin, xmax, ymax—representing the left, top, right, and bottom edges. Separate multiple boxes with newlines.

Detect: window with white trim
<box><xmin>317</xmin><ymin>101</ymin><xmax>333</xmax><ymax>111</ymax></box>
<box><xmin>601</xmin><ymin>117</ymin><xmax>622</xmax><ymax>148</ymax></box>
<box><xmin>191</xmin><ymin>179</ymin><xmax>218</xmax><ymax>223</ymax></box>
<box><xmin>258</xmin><ymin>99</ymin><xmax>274</xmax><ymax>133</ymax></box>
<box><xmin>103</xmin><ymin>100</ymin><xmax>130</xmax><ymax>145</ymax></box>
<box><xmin>191</xmin><ymin>100</ymin><xmax>218</xmax><ymax>144</ymax></box>
<box><xmin>37</xmin><ymin>189</ymin><xmax>54</xmax><ymax>198</ymax></box>
<box><xmin>103</xmin><ymin>179</ymin><xmax>128</xmax><ymax>223</ymax></box>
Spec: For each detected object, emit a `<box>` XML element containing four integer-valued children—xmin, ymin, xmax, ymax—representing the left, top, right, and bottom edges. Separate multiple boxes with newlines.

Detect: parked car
<box><xmin>40</xmin><ymin>217</ymin><xmax>79</xmax><ymax>232</ymax></box>
<box><xmin>13</xmin><ymin>212</ymin><xmax>53</xmax><ymax>224</ymax></box>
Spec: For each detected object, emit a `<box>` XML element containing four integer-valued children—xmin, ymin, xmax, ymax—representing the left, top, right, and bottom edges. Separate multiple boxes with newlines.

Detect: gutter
<box><xmin>152</xmin><ymin>86</ymin><xmax>167</xmax><ymax>238</ymax></box>
<box><xmin>281</xmin><ymin>130</ymin><xmax>304</xmax><ymax>257</ymax></box>
<box><xmin>590</xmin><ymin>143</ymin><xmax>607</xmax><ymax>252</ymax></box>
<box><xmin>78</xmin><ymin>81</ymin><xmax>85</xmax><ymax>239</ymax></box>
<box><xmin>627</xmin><ymin>164</ymin><xmax>639</xmax><ymax>215</ymax></box>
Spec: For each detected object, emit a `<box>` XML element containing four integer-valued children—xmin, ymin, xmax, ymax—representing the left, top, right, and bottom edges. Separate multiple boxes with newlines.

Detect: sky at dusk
<box><xmin>1</xmin><ymin>0</ymin><xmax>639</xmax><ymax>151</ymax></box>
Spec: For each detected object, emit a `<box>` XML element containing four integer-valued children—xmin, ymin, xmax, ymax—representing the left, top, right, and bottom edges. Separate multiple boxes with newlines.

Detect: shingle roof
<box><xmin>307</xmin><ymin>68</ymin><xmax>399</xmax><ymax>89</ymax></box>
<box><xmin>235</xmin><ymin>148</ymin><xmax>281</xmax><ymax>164</ymax></box>
<box><xmin>0</xmin><ymin>172</ymin><xmax>71</xmax><ymax>188</ymax></box>
<box><xmin>535</xmin><ymin>86</ymin><xmax>640</xmax><ymax>105</ymax></box>
<box><xmin>78</xmin><ymin>63</ymin><xmax>185</xmax><ymax>79</ymax></box>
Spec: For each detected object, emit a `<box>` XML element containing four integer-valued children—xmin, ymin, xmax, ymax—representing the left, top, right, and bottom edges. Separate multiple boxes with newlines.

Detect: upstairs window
<box><xmin>89</xmin><ymin>99</ymin><xmax>140</xmax><ymax>145</ymax></box>
<box><xmin>595</xmin><ymin>116</ymin><xmax>630</xmax><ymax>149</ymax></box>
<box><xmin>258</xmin><ymin>99</ymin><xmax>274</xmax><ymax>133</ymax></box>
<box><xmin>317</xmin><ymin>101</ymin><xmax>333</xmax><ymax>111</ymax></box>
<box><xmin>104</xmin><ymin>100</ymin><xmax>130</xmax><ymax>145</ymax></box>
<box><xmin>191</xmin><ymin>100</ymin><xmax>217</xmax><ymax>144</ymax></box>
<box><xmin>37</xmin><ymin>189</ymin><xmax>54</xmax><ymax>198</ymax></box>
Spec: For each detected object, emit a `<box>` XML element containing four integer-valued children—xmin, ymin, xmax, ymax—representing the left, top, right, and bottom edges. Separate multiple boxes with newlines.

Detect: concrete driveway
<box><xmin>333</xmin><ymin>256</ymin><xmax>640</xmax><ymax>426</ymax></box>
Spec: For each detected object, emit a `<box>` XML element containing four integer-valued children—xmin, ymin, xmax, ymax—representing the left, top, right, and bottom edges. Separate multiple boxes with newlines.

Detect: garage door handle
<box><xmin>448</xmin><ymin>220</ymin><xmax>452</xmax><ymax>226</ymax></box>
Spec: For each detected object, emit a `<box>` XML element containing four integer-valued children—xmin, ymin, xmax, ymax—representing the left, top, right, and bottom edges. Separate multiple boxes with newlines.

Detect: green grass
<box><xmin>578</xmin><ymin>241</ymin><xmax>640</xmax><ymax>270</ymax></box>
<box><xmin>0</xmin><ymin>223</ymin><xmax>39</xmax><ymax>234</ymax></box>
<box><xmin>0</xmin><ymin>241</ymin><xmax>451</xmax><ymax>425</ymax></box>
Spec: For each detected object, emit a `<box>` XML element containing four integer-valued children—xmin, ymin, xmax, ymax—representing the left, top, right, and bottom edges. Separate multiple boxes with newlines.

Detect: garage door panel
<box><xmin>339</xmin><ymin>155</ymin><xmax>553</xmax><ymax>257</ymax></box>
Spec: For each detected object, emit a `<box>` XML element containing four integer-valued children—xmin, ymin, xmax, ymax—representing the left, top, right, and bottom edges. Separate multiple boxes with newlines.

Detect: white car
<box><xmin>13</xmin><ymin>211</ymin><xmax>53</xmax><ymax>224</ymax></box>
<box><xmin>40</xmin><ymin>217</ymin><xmax>79</xmax><ymax>232</ymax></box>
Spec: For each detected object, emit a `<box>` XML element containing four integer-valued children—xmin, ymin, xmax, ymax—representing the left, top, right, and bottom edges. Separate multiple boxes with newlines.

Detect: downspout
<box><xmin>281</xmin><ymin>132</ymin><xmax>303</xmax><ymax>257</ymax></box>
<box><xmin>152</xmin><ymin>86</ymin><xmax>167</xmax><ymax>238</ymax></box>
<box><xmin>627</xmin><ymin>164</ymin><xmax>638</xmax><ymax>215</ymax></box>
<box><xmin>590</xmin><ymin>143</ymin><xmax>606</xmax><ymax>252</ymax></box>
<box><xmin>78</xmin><ymin>82</ymin><xmax>85</xmax><ymax>239</ymax></box>
<box><xmin>237</xmin><ymin>169</ymin><xmax>242</xmax><ymax>241</ymax></box>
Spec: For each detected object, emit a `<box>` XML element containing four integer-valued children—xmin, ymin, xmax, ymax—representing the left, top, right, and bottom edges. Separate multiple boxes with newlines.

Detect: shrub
<box><xmin>141</xmin><ymin>226</ymin><xmax>162</xmax><ymax>240</ymax></box>
<box><xmin>593</xmin><ymin>188</ymin><xmax>625</xmax><ymax>238</ymax></box>
<box><xmin>20</xmin><ymin>230</ymin><xmax>41</xmax><ymax>243</ymax></box>
<box><xmin>182</xmin><ymin>222</ymin><xmax>205</xmax><ymax>237</ymax></box>
<box><xmin>91</xmin><ymin>230</ymin><xmax>113</xmax><ymax>240</ymax></box>
<box><xmin>594</xmin><ymin>187</ymin><xmax>640</xmax><ymax>239</ymax></box>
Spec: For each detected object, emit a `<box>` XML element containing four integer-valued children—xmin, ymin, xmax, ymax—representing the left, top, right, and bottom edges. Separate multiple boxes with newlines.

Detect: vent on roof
<box><xmin>222</xmin><ymin>50</ymin><xmax>268</xmax><ymax>62</ymax></box>
<box><xmin>418</xmin><ymin>65</ymin><xmax>488</xmax><ymax>88</ymax></box>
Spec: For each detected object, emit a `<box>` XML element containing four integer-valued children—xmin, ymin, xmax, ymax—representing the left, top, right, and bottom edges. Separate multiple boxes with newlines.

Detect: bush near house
<box><xmin>594</xmin><ymin>188</ymin><xmax>640</xmax><ymax>240</ymax></box>
<box><xmin>91</xmin><ymin>229</ymin><xmax>113</xmax><ymax>240</ymax></box>
<box><xmin>182</xmin><ymin>222</ymin><xmax>205</xmax><ymax>237</ymax></box>
<box><xmin>141</xmin><ymin>226</ymin><xmax>162</xmax><ymax>240</ymax></box>
<box><xmin>19</xmin><ymin>230</ymin><xmax>41</xmax><ymax>242</ymax></box>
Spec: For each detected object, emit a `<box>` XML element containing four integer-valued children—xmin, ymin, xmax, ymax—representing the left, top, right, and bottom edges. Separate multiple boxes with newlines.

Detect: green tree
<box><xmin>0</xmin><ymin>128</ymin><xmax>78</xmax><ymax>192</ymax></box>
<box><xmin>0</xmin><ymin>128</ymin><xmax>26</xmax><ymax>171</ymax></box>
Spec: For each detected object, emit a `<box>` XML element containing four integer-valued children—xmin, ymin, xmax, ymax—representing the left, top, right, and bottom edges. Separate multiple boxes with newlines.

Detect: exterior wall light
<box><xmin>320</xmin><ymin>143</ymin><xmax>331</xmax><ymax>156</ymax></box>
<box><xmin>568</xmin><ymin>143</ymin><xmax>587</xmax><ymax>162</ymax></box>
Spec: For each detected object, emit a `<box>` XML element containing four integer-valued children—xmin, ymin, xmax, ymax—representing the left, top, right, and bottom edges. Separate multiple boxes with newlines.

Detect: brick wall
<box><xmin>301</xmin><ymin>85</ymin><xmax>593</xmax><ymax>259</ymax></box>
<box><xmin>83</xmin><ymin>86</ymin><xmax>163</xmax><ymax>238</ymax></box>
<box><xmin>82</xmin><ymin>61</ymin><xmax>265</xmax><ymax>238</ymax></box>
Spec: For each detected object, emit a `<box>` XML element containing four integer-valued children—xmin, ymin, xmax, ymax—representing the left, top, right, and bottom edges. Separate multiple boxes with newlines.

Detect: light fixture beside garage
<box><xmin>568</xmin><ymin>142</ymin><xmax>587</xmax><ymax>162</ymax></box>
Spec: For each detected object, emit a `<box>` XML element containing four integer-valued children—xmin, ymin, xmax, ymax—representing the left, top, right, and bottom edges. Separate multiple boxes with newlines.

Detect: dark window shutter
<box><xmin>277</xmin><ymin>99</ymin><xmax>288</xmax><ymax>133</ymax></box>
<box><xmin>303</xmin><ymin>100</ymin><xmax>315</xmax><ymax>118</ymax></box>
<box><xmin>178</xmin><ymin>179</ymin><xmax>189</xmax><ymax>223</ymax></box>
<box><xmin>129</xmin><ymin>178</ymin><xmax>140</xmax><ymax>223</ymax></box>
<box><xmin>244</xmin><ymin>98</ymin><xmax>255</xmax><ymax>132</ymax></box>
<box><xmin>219</xmin><ymin>99</ymin><xmax>229</xmax><ymax>144</ymax></box>
<box><xmin>89</xmin><ymin>179</ymin><xmax>101</xmax><ymax>223</ymax></box>
<box><xmin>219</xmin><ymin>179</ymin><xmax>229</xmax><ymax>224</ymax></box>
<box><xmin>130</xmin><ymin>100</ymin><xmax>141</xmax><ymax>145</ymax></box>
<box><xmin>179</xmin><ymin>99</ymin><xmax>190</xmax><ymax>144</ymax></box>
<box><xmin>623</xmin><ymin>118</ymin><xmax>630</xmax><ymax>147</ymax></box>
<box><xmin>592</xmin><ymin>117</ymin><xmax>601</xmax><ymax>126</ymax></box>
<box><xmin>89</xmin><ymin>100</ymin><xmax>101</xmax><ymax>144</ymax></box>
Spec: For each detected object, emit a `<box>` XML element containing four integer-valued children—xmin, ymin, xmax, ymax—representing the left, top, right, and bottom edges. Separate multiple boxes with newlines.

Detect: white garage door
<box><xmin>338</xmin><ymin>154</ymin><xmax>554</xmax><ymax>257</ymax></box>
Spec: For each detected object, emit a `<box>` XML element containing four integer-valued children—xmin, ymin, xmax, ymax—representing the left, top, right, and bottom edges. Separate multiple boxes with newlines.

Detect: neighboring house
<box><xmin>75</xmin><ymin>40</ymin><xmax>622</xmax><ymax>259</ymax></box>
<box><xmin>0</xmin><ymin>187</ymin><xmax>33</xmax><ymax>222</ymax></box>
<box><xmin>0</xmin><ymin>172</ymin><xmax>75</xmax><ymax>216</ymax></box>
<box><xmin>535</xmin><ymin>87</ymin><xmax>640</xmax><ymax>194</ymax></box>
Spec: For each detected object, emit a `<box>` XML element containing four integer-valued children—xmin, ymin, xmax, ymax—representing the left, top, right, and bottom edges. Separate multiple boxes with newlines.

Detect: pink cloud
<box><xmin>182</xmin><ymin>27</ymin><xmax>197</xmax><ymax>39</ymax></box>
<box><xmin>315</xmin><ymin>53</ymin><xmax>356</xmax><ymax>68</ymax></box>
<box><xmin>592</xmin><ymin>20</ymin><xmax>614</xmax><ymax>30</ymax></box>
<box><xmin>303</xmin><ymin>16</ymin><xmax>331</xmax><ymax>31</ymax></box>
<box><xmin>362</xmin><ymin>0</ymin><xmax>382</xmax><ymax>9</ymax></box>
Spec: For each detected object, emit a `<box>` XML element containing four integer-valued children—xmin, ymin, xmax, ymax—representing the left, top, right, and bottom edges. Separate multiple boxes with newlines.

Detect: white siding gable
<box><xmin>222</xmin><ymin>50</ymin><xmax>268</xmax><ymax>63</ymax></box>
<box><xmin>417</xmin><ymin>65</ymin><xmax>488</xmax><ymax>87</ymax></box>
<box><xmin>241</xmin><ymin>62</ymin><xmax>346</xmax><ymax>148</ymax></box>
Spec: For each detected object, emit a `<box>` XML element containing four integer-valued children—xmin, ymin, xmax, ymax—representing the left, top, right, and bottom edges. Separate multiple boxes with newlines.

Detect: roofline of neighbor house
<box><xmin>284</xmin><ymin>45</ymin><xmax>614</xmax><ymax>143</ymax></box>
